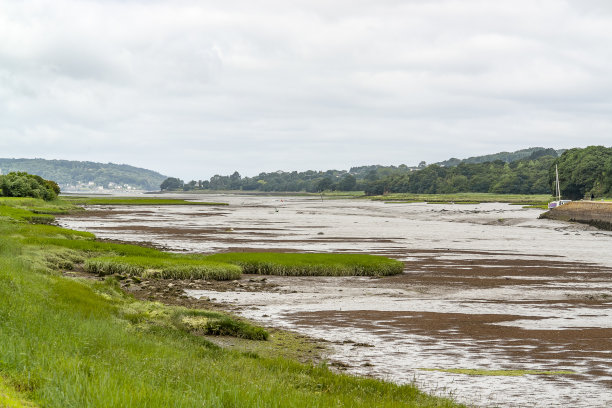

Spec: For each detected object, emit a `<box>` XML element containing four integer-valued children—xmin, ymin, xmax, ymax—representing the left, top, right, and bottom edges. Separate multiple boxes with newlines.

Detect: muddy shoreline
<box><xmin>57</xmin><ymin>197</ymin><xmax>612</xmax><ymax>408</ymax></box>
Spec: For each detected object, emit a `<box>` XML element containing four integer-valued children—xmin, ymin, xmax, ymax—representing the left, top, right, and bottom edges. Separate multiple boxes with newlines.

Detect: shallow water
<box><xmin>58</xmin><ymin>195</ymin><xmax>612</xmax><ymax>407</ymax></box>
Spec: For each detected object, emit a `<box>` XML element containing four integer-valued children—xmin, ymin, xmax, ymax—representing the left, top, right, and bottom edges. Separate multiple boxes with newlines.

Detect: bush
<box><xmin>0</xmin><ymin>172</ymin><xmax>60</xmax><ymax>201</ymax></box>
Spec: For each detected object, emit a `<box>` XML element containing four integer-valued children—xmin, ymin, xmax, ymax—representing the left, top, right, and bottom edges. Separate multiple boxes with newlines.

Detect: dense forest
<box><xmin>0</xmin><ymin>159</ymin><xmax>166</xmax><ymax>190</ymax></box>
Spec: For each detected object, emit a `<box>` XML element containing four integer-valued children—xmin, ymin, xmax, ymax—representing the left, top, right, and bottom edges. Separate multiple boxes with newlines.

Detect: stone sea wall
<box><xmin>541</xmin><ymin>201</ymin><xmax>612</xmax><ymax>230</ymax></box>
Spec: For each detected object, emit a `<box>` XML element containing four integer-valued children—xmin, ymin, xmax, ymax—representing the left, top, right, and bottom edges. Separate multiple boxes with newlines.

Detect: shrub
<box><xmin>0</xmin><ymin>172</ymin><xmax>60</xmax><ymax>201</ymax></box>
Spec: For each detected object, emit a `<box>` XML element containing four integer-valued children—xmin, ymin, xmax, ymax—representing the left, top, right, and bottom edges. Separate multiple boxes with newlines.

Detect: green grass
<box><xmin>420</xmin><ymin>368</ymin><xmax>575</xmax><ymax>376</ymax></box>
<box><xmin>0</xmin><ymin>197</ymin><xmax>464</xmax><ymax>407</ymax></box>
<box><xmin>372</xmin><ymin>193</ymin><xmax>553</xmax><ymax>204</ymax></box>
<box><xmin>83</xmin><ymin>252</ymin><xmax>404</xmax><ymax>280</ymax></box>
<box><xmin>85</xmin><ymin>256</ymin><xmax>242</xmax><ymax>280</ymax></box>
<box><xmin>206</xmin><ymin>252</ymin><xmax>404</xmax><ymax>277</ymax></box>
<box><xmin>0</xmin><ymin>376</ymin><xmax>38</xmax><ymax>407</ymax></box>
<box><xmin>62</xmin><ymin>196</ymin><xmax>228</xmax><ymax>206</ymax></box>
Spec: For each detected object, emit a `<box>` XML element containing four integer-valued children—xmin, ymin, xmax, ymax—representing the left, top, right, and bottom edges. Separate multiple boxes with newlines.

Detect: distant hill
<box><xmin>0</xmin><ymin>159</ymin><xmax>167</xmax><ymax>191</ymax></box>
<box><xmin>435</xmin><ymin>147</ymin><xmax>565</xmax><ymax>167</ymax></box>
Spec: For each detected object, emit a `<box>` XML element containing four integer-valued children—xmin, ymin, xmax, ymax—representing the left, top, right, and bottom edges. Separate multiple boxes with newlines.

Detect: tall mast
<box><xmin>555</xmin><ymin>164</ymin><xmax>561</xmax><ymax>201</ymax></box>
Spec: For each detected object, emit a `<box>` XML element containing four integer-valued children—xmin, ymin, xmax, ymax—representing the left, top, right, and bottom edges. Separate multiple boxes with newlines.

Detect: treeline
<box><xmin>435</xmin><ymin>147</ymin><xmax>564</xmax><ymax>167</ymax></box>
<box><xmin>161</xmin><ymin>169</ymin><xmax>367</xmax><ymax>193</ymax></box>
<box><xmin>0</xmin><ymin>172</ymin><xmax>60</xmax><ymax>201</ymax></box>
<box><xmin>555</xmin><ymin>146</ymin><xmax>612</xmax><ymax>199</ymax></box>
<box><xmin>162</xmin><ymin>148</ymin><xmax>561</xmax><ymax>195</ymax></box>
<box><xmin>161</xmin><ymin>146</ymin><xmax>612</xmax><ymax>198</ymax></box>
<box><xmin>0</xmin><ymin>158</ymin><xmax>166</xmax><ymax>190</ymax></box>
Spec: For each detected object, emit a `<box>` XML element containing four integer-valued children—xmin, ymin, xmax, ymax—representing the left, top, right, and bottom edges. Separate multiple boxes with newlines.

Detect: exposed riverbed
<box><xmin>58</xmin><ymin>195</ymin><xmax>612</xmax><ymax>408</ymax></box>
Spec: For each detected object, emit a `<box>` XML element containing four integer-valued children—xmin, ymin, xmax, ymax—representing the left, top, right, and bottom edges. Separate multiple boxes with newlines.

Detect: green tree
<box><xmin>160</xmin><ymin>177</ymin><xmax>184</xmax><ymax>191</ymax></box>
<box><xmin>316</xmin><ymin>177</ymin><xmax>334</xmax><ymax>192</ymax></box>
<box><xmin>0</xmin><ymin>172</ymin><xmax>59</xmax><ymax>200</ymax></box>
<box><xmin>337</xmin><ymin>174</ymin><xmax>357</xmax><ymax>191</ymax></box>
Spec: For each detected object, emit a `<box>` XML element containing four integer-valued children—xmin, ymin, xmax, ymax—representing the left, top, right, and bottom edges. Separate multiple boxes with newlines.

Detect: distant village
<box><xmin>60</xmin><ymin>181</ymin><xmax>140</xmax><ymax>192</ymax></box>
<box><xmin>0</xmin><ymin>168</ymin><xmax>145</xmax><ymax>192</ymax></box>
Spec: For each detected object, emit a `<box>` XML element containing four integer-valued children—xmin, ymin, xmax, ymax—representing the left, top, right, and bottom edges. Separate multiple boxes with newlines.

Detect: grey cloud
<box><xmin>0</xmin><ymin>0</ymin><xmax>611</xmax><ymax>180</ymax></box>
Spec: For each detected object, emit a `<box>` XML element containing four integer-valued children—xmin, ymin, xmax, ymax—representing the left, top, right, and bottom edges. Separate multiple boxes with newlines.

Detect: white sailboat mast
<box><xmin>555</xmin><ymin>164</ymin><xmax>561</xmax><ymax>201</ymax></box>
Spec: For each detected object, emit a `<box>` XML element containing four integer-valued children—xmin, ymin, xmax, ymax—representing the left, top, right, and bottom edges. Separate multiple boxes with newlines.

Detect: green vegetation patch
<box><xmin>420</xmin><ymin>368</ymin><xmax>575</xmax><ymax>376</ymax></box>
<box><xmin>206</xmin><ymin>252</ymin><xmax>404</xmax><ymax>277</ymax></box>
<box><xmin>63</xmin><ymin>196</ymin><xmax>228</xmax><ymax>206</ymax></box>
<box><xmin>178</xmin><ymin>309</ymin><xmax>269</xmax><ymax>340</ymax></box>
<box><xmin>85</xmin><ymin>256</ymin><xmax>241</xmax><ymax>280</ymax></box>
<box><xmin>113</xmin><ymin>294</ymin><xmax>268</xmax><ymax>341</ymax></box>
<box><xmin>0</xmin><ymin>172</ymin><xmax>60</xmax><ymax>201</ymax></box>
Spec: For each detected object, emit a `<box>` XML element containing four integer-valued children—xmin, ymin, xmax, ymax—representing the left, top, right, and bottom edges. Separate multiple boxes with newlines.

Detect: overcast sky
<box><xmin>1</xmin><ymin>0</ymin><xmax>611</xmax><ymax>180</ymax></box>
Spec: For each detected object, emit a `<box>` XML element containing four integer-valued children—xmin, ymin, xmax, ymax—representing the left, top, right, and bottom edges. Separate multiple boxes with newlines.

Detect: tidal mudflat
<box><xmin>58</xmin><ymin>195</ymin><xmax>612</xmax><ymax>408</ymax></box>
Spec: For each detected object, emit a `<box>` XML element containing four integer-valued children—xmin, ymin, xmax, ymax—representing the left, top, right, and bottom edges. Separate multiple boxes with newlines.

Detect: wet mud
<box><xmin>58</xmin><ymin>195</ymin><xmax>612</xmax><ymax>408</ymax></box>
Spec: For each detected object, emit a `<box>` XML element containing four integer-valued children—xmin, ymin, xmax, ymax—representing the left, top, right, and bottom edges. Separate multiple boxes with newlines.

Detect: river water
<box><xmin>58</xmin><ymin>194</ymin><xmax>612</xmax><ymax>408</ymax></box>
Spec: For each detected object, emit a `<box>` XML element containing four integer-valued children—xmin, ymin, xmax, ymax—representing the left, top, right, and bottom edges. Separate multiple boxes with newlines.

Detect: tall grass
<box><xmin>85</xmin><ymin>256</ymin><xmax>241</xmax><ymax>280</ymax></box>
<box><xmin>206</xmin><ymin>252</ymin><xmax>404</xmax><ymax>277</ymax></box>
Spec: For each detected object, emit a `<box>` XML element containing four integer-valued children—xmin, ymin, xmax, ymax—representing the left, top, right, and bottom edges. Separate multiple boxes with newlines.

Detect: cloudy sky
<box><xmin>1</xmin><ymin>0</ymin><xmax>611</xmax><ymax>180</ymax></box>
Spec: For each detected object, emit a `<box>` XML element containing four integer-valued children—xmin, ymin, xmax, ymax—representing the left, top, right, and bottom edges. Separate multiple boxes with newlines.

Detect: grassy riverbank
<box><xmin>0</xmin><ymin>197</ymin><xmax>464</xmax><ymax>407</ymax></box>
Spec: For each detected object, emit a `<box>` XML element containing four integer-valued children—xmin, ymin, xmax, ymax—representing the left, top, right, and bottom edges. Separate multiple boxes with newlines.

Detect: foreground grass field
<box><xmin>0</xmin><ymin>197</ymin><xmax>464</xmax><ymax>407</ymax></box>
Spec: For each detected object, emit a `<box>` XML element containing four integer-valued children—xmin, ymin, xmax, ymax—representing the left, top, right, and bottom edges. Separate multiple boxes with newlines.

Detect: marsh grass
<box><xmin>206</xmin><ymin>252</ymin><xmax>404</xmax><ymax>277</ymax></box>
<box><xmin>84</xmin><ymin>256</ymin><xmax>241</xmax><ymax>280</ymax></box>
